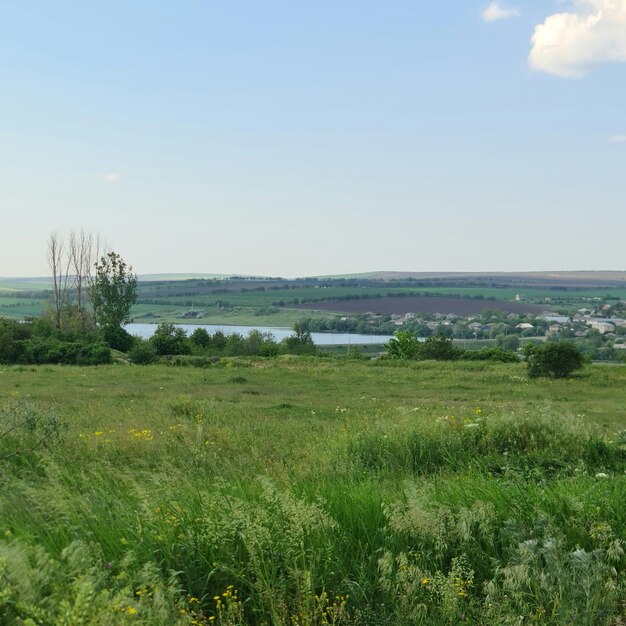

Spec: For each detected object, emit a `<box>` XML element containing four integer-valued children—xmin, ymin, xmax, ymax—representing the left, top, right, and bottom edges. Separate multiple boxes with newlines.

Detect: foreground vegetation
<box><xmin>1</xmin><ymin>358</ymin><xmax>624</xmax><ymax>625</ymax></box>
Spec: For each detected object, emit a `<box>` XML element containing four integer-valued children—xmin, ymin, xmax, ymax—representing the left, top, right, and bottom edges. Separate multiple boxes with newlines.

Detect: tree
<box><xmin>47</xmin><ymin>233</ymin><xmax>71</xmax><ymax>329</ymax></box>
<box><xmin>282</xmin><ymin>323</ymin><xmax>316</xmax><ymax>355</ymax></box>
<box><xmin>526</xmin><ymin>342</ymin><xmax>584</xmax><ymax>379</ymax></box>
<box><xmin>90</xmin><ymin>252</ymin><xmax>138</xmax><ymax>328</ymax></box>
<box><xmin>149</xmin><ymin>323</ymin><xmax>190</xmax><ymax>355</ymax></box>
<box><xmin>47</xmin><ymin>230</ymin><xmax>104</xmax><ymax>330</ymax></box>
<box><xmin>386</xmin><ymin>330</ymin><xmax>421</xmax><ymax>359</ymax></box>
<box><xmin>496</xmin><ymin>334</ymin><xmax>520</xmax><ymax>352</ymax></box>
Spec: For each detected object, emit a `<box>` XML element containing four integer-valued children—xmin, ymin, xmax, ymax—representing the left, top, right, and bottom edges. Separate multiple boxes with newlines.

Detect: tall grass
<box><xmin>0</xmin><ymin>361</ymin><xmax>624</xmax><ymax>625</ymax></box>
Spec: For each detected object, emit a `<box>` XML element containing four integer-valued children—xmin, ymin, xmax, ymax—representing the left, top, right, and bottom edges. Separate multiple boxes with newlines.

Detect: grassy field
<box><xmin>131</xmin><ymin>304</ymin><xmax>338</xmax><ymax>328</ymax></box>
<box><xmin>0</xmin><ymin>297</ymin><xmax>46</xmax><ymax>318</ymax></box>
<box><xmin>0</xmin><ymin>358</ymin><xmax>624</xmax><ymax>625</ymax></box>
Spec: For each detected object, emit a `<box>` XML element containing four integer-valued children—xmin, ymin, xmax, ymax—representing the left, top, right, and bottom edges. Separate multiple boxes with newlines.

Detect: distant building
<box><xmin>539</xmin><ymin>315</ymin><xmax>571</xmax><ymax>324</ymax></box>
<box><xmin>515</xmin><ymin>294</ymin><xmax>525</xmax><ymax>301</ymax></box>
<box><xmin>516</xmin><ymin>323</ymin><xmax>534</xmax><ymax>330</ymax></box>
<box><xmin>586</xmin><ymin>320</ymin><xmax>616</xmax><ymax>334</ymax></box>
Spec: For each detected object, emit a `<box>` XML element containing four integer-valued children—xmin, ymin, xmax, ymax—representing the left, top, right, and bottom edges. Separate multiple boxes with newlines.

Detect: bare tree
<box><xmin>48</xmin><ymin>231</ymin><xmax>107</xmax><ymax>329</ymax></box>
<box><xmin>47</xmin><ymin>233</ymin><xmax>72</xmax><ymax>329</ymax></box>
<box><xmin>69</xmin><ymin>230</ymin><xmax>104</xmax><ymax>310</ymax></box>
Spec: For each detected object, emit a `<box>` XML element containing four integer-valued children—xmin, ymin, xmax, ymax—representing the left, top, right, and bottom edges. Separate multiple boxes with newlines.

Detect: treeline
<box><xmin>127</xmin><ymin>323</ymin><xmax>316</xmax><ymax>364</ymax></box>
<box><xmin>272</xmin><ymin>291</ymin><xmax>498</xmax><ymax>307</ymax></box>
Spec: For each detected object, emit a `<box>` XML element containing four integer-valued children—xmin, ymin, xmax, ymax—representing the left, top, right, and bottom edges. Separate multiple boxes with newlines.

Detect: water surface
<box><xmin>125</xmin><ymin>323</ymin><xmax>392</xmax><ymax>346</ymax></box>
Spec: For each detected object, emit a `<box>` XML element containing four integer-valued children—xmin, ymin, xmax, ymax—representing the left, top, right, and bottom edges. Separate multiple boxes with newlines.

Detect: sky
<box><xmin>1</xmin><ymin>0</ymin><xmax>625</xmax><ymax>277</ymax></box>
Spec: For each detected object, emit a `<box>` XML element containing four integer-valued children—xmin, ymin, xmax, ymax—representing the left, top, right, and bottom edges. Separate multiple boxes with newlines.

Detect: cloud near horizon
<box><xmin>482</xmin><ymin>1</ymin><xmax>521</xmax><ymax>21</ymax></box>
<box><xmin>610</xmin><ymin>134</ymin><xmax>626</xmax><ymax>142</ymax></box>
<box><xmin>103</xmin><ymin>173</ymin><xmax>121</xmax><ymax>182</ymax></box>
<box><xmin>529</xmin><ymin>0</ymin><xmax>626</xmax><ymax>78</ymax></box>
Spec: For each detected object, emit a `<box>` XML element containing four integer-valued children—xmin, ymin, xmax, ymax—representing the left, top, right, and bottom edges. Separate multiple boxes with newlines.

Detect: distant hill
<box><xmin>311</xmin><ymin>271</ymin><xmax>626</xmax><ymax>287</ymax></box>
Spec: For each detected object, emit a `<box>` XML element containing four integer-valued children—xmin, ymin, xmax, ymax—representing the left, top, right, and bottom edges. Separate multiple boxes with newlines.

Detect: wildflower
<box><xmin>126</xmin><ymin>607</ymin><xmax>137</xmax><ymax>615</ymax></box>
<box><xmin>421</xmin><ymin>577</ymin><xmax>429</xmax><ymax>585</ymax></box>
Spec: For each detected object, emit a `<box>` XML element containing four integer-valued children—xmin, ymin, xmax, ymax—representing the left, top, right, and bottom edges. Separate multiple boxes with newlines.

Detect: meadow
<box><xmin>0</xmin><ymin>358</ymin><xmax>624</xmax><ymax>625</ymax></box>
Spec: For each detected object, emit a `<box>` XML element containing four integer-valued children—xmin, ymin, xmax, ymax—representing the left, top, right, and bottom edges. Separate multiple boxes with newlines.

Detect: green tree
<box><xmin>496</xmin><ymin>334</ymin><xmax>520</xmax><ymax>352</ymax></box>
<box><xmin>526</xmin><ymin>342</ymin><xmax>584</xmax><ymax>379</ymax></box>
<box><xmin>282</xmin><ymin>323</ymin><xmax>316</xmax><ymax>355</ymax></box>
<box><xmin>90</xmin><ymin>252</ymin><xmax>138</xmax><ymax>328</ymax></box>
<box><xmin>386</xmin><ymin>330</ymin><xmax>421</xmax><ymax>359</ymax></box>
<box><xmin>150</xmin><ymin>323</ymin><xmax>190</xmax><ymax>356</ymax></box>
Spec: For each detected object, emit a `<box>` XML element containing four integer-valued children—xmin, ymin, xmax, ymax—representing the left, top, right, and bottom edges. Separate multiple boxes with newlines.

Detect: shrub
<box><xmin>419</xmin><ymin>335</ymin><xmax>462</xmax><ymax>361</ymax></box>
<box><xmin>463</xmin><ymin>347</ymin><xmax>519</xmax><ymax>363</ymax></box>
<box><xmin>0</xmin><ymin>399</ymin><xmax>64</xmax><ymax>461</ymax></box>
<box><xmin>19</xmin><ymin>337</ymin><xmax>111</xmax><ymax>365</ymax></box>
<box><xmin>189</xmin><ymin>327</ymin><xmax>211</xmax><ymax>348</ymax></box>
<box><xmin>526</xmin><ymin>342</ymin><xmax>584</xmax><ymax>379</ymax></box>
<box><xmin>128</xmin><ymin>341</ymin><xmax>158</xmax><ymax>365</ymax></box>
<box><xmin>149</xmin><ymin>323</ymin><xmax>190</xmax><ymax>356</ymax></box>
<box><xmin>102</xmin><ymin>324</ymin><xmax>135</xmax><ymax>352</ymax></box>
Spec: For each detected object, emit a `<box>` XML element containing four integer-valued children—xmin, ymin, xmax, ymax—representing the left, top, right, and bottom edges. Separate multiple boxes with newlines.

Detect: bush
<box><xmin>463</xmin><ymin>347</ymin><xmax>519</xmax><ymax>363</ymax></box>
<box><xmin>189</xmin><ymin>327</ymin><xmax>211</xmax><ymax>348</ymax></box>
<box><xmin>149</xmin><ymin>323</ymin><xmax>190</xmax><ymax>356</ymax></box>
<box><xmin>526</xmin><ymin>342</ymin><xmax>584</xmax><ymax>379</ymax></box>
<box><xmin>128</xmin><ymin>342</ymin><xmax>158</xmax><ymax>365</ymax></box>
<box><xmin>20</xmin><ymin>337</ymin><xmax>111</xmax><ymax>365</ymax></box>
<box><xmin>102</xmin><ymin>324</ymin><xmax>135</xmax><ymax>352</ymax></box>
<box><xmin>419</xmin><ymin>335</ymin><xmax>462</xmax><ymax>360</ymax></box>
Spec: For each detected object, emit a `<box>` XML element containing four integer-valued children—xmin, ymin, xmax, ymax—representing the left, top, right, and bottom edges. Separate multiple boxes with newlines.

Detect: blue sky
<box><xmin>1</xmin><ymin>1</ymin><xmax>625</xmax><ymax>276</ymax></box>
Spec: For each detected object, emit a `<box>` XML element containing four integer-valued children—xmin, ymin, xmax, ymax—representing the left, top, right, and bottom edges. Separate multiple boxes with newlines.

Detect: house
<box><xmin>514</xmin><ymin>294</ymin><xmax>525</xmax><ymax>301</ymax></box>
<box><xmin>516</xmin><ymin>323</ymin><xmax>534</xmax><ymax>330</ymax></box>
<box><xmin>586</xmin><ymin>320</ymin><xmax>615</xmax><ymax>334</ymax></box>
<box><xmin>539</xmin><ymin>315</ymin><xmax>571</xmax><ymax>324</ymax></box>
<box><xmin>548</xmin><ymin>324</ymin><xmax>563</xmax><ymax>334</ymax></box>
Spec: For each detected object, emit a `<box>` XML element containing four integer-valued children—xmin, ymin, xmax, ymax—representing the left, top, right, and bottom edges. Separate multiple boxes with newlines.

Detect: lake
<box><xmin>125</xmin><ymin>323</ymin><xmax>393</xmax><ymax>346</ymax></box>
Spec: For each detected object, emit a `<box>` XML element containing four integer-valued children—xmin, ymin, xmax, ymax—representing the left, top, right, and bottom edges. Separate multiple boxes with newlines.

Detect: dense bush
<box><xmin>386</xmin><ymin>332</ymin><xmax>515</xmax><ymax>363</ymax></box>
<box><xmin>526</xmin><ymin>342</ymin><xmax>585</xmax><ymax>379</ymax></box>
<box><xmin>102</xmin><ymin>324</ymin><xmax>135</xmax><ymax>352</ymax></box>
<box><xmin>462</xmin><ymin>347</ymin><xmax>519</xmax><ymax>363</ymax></box>
<box><xmin>0</xmin><ymin>318</ymin><xmax>112</xmax><ymax>365</ymax></box>
<box><xmin>150</xmin><ymin>323</ymin><xmax>191</xmax><ymax>356</ymax></box>
<box><xmin>128</xmin><ymin>341</ymin><xmax>158</xmax><ymax>365</ymax></box>
<box><xmin>419</xmin><ymin>335</ymin><xmax>462</xmax><ymax>360</ymax></box>
<box><xmin>22</xmin><ymin>337</ymin><xmax>112</xmax><ymax>365</ymax></box>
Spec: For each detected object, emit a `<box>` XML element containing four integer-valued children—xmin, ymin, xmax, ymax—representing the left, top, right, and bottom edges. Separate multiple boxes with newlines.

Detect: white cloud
<box><xmin>610</xmin><ymin>134</ymin><xmax>626</xmax><ymax>142</ymax></box>
<box><xmin>482</xmin><ymin>2</ymin><xmax>521</xmax><ymax>21</ymax></box>
<box><xmin>103</xmin><ymin>173</ymin><xmax>121</xmax><ymax>182</ymax></box>
<box><xmin>529</xmin><ymin>0</ymin><xmax>626</xmax><ymax>77</ymax></box>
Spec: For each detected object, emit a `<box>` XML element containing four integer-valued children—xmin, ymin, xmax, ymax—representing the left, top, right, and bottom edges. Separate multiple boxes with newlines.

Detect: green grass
<box><xmin>130</xmin><ymin>303</ymin><xmax>338</xmax><ymax>327</ymax></box>
<box><xmin>0</xmin><ymin>360</ymin><xmax>625</xmax><ymax>625</ymax></box>
<box><xmin>0</xmin><ymin>297</ymin><xmax>46</xmax><ymax>318</ymax></box>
